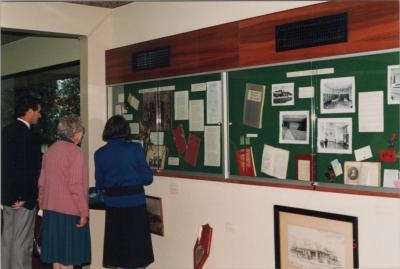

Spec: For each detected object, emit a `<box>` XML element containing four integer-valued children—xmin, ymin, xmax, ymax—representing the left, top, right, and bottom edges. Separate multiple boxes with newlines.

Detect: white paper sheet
<box><xmin>191</xmin><ymin>82</ymin><xmax>207</xmax><ymax>92</ymax></box>
<box><xmin>158</xmin><ymin>85</ymin><xmax>175</xmax><ymax>92</ymax></box>
<box><xmin>189</xmin><ymin>100</ymin><xmax>204</xmax><ymax>131</ymax></box>
<box><xmin>138</xmin><ymin>87</ymin><xmax>158</xmax><ymax>94</ymax></box>
<box><xmin>114</xmin><ymin>104</ymin><xmax>122</xmax><ymax>115</ymax></box>
<box><xmin>286</xmin><ymin>68</ymin><xmax>334</xmax><ymax>78</ymax></box>
<box><xmin>129</xmin><ymin>123</ymin><xmax>140</xmax><ymax>134</ymax></box>
<box><xmin>168</xmin><ymin>157</ymin><xmax>180</xmax><ymax>166</ymax></box>
<box><xmin>298</xmin><ymin>160</ymin><xmax>310</xmax><ymax>181</ymax></box>
<box><xmin>354</xmin><ymin>145</ymin><xmax>373</xmax><ymax>161</ymax></box>
<box><xmin>117</xmin><ymin>93</ymin><xmax>125</xmax><ymax>103</ymax></box>
<box><xmin>206</xmin><ymin>81</ymin><xmax>222</xmax><ymax>124</ymax></box>
<box><xmin>204</xmin><ymin>126</ymin><xmax>221</xmax><ymax>167</ymax></box>
<box><xmin>359</xmin><ymin>91</ymin><xmax>384</xmax><ymax>132</ymax></box>
<box><xmin>122</xmin><ymin>114</ymin><xmax>133</xmax><ymax>121</ymax></box>
<box><xmin>128</xmin><ymin>94</ymin><xmax>140</xmax><ymax>110</ymax></box>
<box><xmin>150</xmin><ymin>132</ymin><xmax>164</xmax><ymax>145</ymax></box>
<box><xmin>299</xmin><ymin>86</ymin><xmax>314</xmax><ymax>98</ymax></box>
<box><xmin>331</xmin><ymin>159</ymin><xmax>343</xmax><ymax>176</ymax></box>
<box><xmin>174</xmin><ymin>91</ymin><xmax>189</xmax><ymax>120</ymax></box>
<box><xmin>383</xmin><ymin>169</ymin><xmax>400</xmax><ymax>188</ymax></box>
<box><xmin>261</xmin><ymin>144</ymin><xmax>289</xmax><ymax>179</ymax></box>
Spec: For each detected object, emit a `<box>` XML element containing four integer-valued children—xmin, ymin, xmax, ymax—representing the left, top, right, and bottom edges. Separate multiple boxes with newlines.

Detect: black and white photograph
<box><xmin>279</xmin><ymin>111</ymin><xmax>309</xmax><ymax>144</ymax></box>
<box><xmin>320</xmin><ymin>77</ymin><xmax>355</xmax><ymax>114</ymax></box>
<box><xmin>274</xmin><ymin>205</ymin><xmax>358</xmax><ymax>269</ymax></box>
<box><xmin>387</xmin><ymin>65</ymin><xmax>400</xmax><ymax>104</ymax></box>
<box><xmin>317</xmin><ymin>118</ymin><xmax>352</xmax><ymax>154</ymax></box>
<box><xmin>272</xmin><ymin>83</ymin><xmax>294</xmax><ymax>106</ymax></box>
<box><xmin>146</xmin><ymin>196</ymin><xmax>164</xmax><ymax>236</ymax></box>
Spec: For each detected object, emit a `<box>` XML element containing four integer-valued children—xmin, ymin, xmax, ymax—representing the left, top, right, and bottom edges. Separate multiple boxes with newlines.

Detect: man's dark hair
<box><xmin>102</xmin><ymin>115</ymin><xmax>131</xmax><ymax>141</ymax></box>
<box><xmin>15</xmin><ymin>96</ymin><xmax>41</xmax><ymax>118</ymax></box>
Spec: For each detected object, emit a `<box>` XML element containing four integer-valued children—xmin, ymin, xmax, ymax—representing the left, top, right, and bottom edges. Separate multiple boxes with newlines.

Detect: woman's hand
<box><xmin>76</xmin><ymin>216</ymin><xmax>88</xmax><ymax>228</ymax></box>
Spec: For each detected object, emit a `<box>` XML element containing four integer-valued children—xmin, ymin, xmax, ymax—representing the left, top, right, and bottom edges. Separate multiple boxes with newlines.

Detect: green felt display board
<box><xmin>117</xmin><ymin>73</ymin><xmax>223</xmax><ymax>174</ymax></box>
<box><xmin>228</xmin><ymin>51</ymin><xmax>400</xmax><ymax>185</ymax></box>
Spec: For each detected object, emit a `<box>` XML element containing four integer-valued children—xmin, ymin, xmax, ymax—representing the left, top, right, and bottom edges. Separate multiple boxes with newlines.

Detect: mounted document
<box><xmin>243</xmin><ymin>83</ymin><xmax>265</xmax><ymax>129</ymax></box>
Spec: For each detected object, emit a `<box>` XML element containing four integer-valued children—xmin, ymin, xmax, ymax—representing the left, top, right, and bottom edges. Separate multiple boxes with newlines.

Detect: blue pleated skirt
<box><xmin>40</xmin><ymin>210</ymin><xmax>91</xmax><ymax>266</ymax></box>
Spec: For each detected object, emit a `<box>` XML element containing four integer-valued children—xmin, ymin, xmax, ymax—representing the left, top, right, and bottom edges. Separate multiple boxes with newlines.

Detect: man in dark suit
<box><xmin>2</xmin><ymin>96</ymin><xmax>43</xmax><ymax>269</ymax></box>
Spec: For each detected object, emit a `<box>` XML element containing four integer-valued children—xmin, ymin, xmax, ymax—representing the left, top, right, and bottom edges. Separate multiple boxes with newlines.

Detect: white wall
<box><xmin>2</xmin><ymin>2</ymin><xmax>399</xmax><ymax>269</ymax></box>
<box><xmin>112</xmin><ymin>1</ymin><xmax>323</xmax><ymax>47</ymax></box>
<box><xmin>1</xmin><ymin>36</ymin><xmax>80</xmax><ymax>75</ymax></box>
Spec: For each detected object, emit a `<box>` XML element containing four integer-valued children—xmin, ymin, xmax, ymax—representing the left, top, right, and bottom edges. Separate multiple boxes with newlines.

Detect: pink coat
<box><xmin>38</xmin><ymin>140</ymin><xmax>89</xmax><ymax>218</ymax></box>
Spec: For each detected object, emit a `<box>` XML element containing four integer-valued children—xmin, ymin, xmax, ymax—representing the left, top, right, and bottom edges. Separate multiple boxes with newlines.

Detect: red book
<box><xmin>235</xmin><ymin>147</ymin><xmax>256</xmax><ymax>176</ymax></box>
<box><xmin>172</xmin><ymin>124</ymin><xmax>186</xmax><ymax>154</ymax></box>
<box><xmin>185</xmin><ymin>133</ymin><xmax>201</xmax><ymax>166</ymax></box>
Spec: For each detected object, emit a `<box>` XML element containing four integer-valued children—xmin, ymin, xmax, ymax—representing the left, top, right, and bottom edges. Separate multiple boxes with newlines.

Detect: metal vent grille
<box><xmin>133</xmin><ymin>46</ymin><xmax>170</xmax><ymax>71</ymax></box>
<box><xmin>276</xmin><ymin>13</ymin><xmax>348</xmax><ymax>52</ymax></box>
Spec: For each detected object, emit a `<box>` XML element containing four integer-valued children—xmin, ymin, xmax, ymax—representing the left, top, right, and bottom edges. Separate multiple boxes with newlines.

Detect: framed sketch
<box><xmin>272</xmin><ymin>83</ymin><xmax>294</xmax><ymax>106</ymax></box>
<box><xmin>279</xmin><ymin>111</ymin><xmax>309</xmax><ymax>144</ymax></box>
<box><xmin>317</xmin><ymin>118</ymin><xmax>352</xmax><ymax>154</ymax></box>
<box><xmin>387</xmin><ymin>65</ymin><xmax>400</xmax><ymax>104</ymax></box>
<box><xmin>320</xmin><ymin>77</ymin><xmax>355</xmax><ymax>114</ymax></box>
<box><xmin>274</xmin><ymin>205</ymin><xmax>358</xmax><ymax>269</ymax></box>
<box><xmin>146</xmin><ymin>196</ymin><xmax>164</xmax><ymax>236</ymax></box>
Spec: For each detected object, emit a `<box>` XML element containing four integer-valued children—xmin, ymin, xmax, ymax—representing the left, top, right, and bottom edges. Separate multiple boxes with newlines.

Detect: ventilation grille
<box><xmin>133</xmin><ymin>46</ymin><xmax>170</xmax><ymax>71</ymax></box>
<box><xmin>276</xmin><ymin>13</ymin><xmax>348</xmax><ymax>52</ymax></box>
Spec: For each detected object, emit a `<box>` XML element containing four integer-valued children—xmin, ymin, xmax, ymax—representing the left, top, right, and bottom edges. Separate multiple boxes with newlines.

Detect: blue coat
<box><xmin>94</xmin><ymin>138</ymin><xmax>153</xmax><ymax>207</ymax></box>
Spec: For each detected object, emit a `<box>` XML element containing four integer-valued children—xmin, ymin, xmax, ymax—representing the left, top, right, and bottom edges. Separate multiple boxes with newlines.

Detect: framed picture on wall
<box><xmin>146</xmin><ymin>195</ymin><xmax>164</xmax><ymax>236</ymax></box>
<box><xmin>274</xmin><ymin>205</ymin><xmax>358</xmax><ymax>269</ymax></box>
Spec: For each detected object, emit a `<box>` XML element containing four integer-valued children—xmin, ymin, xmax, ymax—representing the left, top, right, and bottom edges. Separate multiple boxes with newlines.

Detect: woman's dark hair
<box><xmin>15</xmin><ymin>96</ymin><xmax>41</xmax><ymax>118</ymax></box>
<box><xmin>102</xmin><ymin>115</ymin><xmax>130</xmax><ymax>141</ymax></box>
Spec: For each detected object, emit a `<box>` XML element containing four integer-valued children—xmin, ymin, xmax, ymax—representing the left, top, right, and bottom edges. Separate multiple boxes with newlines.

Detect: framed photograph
<box><xmin>387</xmin><ymin>65</ymin><xmax>400</xmax><ymax>104</ymax></box>
<box><xmin>317</xmin><ymin>118</ymin><xmax>352</xmax><ymax>154</ymax></box>
<box><xmin>146</xmin><ymin>195</ymin><xmax>164</xmax><ymax>236</ymax></box>
<box><xmin>320</xmin><ymin>77</ymin><xmax>355</xmax><ymax>114</ymax></box>
<box><xmin>274</xmin><ymin>205</ymin><xmax>358</xmax><ymax>269</ymax></box>
<box><xmin>279</xmin><ymin>111</ymin><xmax>309</xmax><ymax>144</ymax></box>
<box><xmin>142</xmin><ymin>91</ymin><xmax>172</xmax><ymax>132</ymax></box>
<box><xmin>272</xmin><ymin>83</ymin><xmax>294</xmax><ymax>106</ymax></box>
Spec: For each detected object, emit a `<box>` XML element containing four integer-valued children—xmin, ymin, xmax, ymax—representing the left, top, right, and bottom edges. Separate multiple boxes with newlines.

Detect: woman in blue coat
<box><xmin>95</xmin><ymin>115</ymin><xmax>154</xmax><ymax>269</ymax></box>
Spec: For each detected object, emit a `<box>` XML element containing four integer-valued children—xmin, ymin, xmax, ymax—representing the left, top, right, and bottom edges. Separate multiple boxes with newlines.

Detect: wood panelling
<box><xmin>238</xmin><ymin>1</ymin><xmax>400</xmax><ymax>66</ymax></box>
<box><xmin>106</xmin><ymin>1</ymin><xmax>399</xmax><ymax>85</ymax></box>
<box><xmin>106</xmin><ymin>22</ymin><xmax>238</xmax><ymax>84</ymax></box>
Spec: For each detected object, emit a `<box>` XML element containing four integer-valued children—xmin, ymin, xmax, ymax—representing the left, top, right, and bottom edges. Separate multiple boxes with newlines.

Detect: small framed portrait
<box><xmin>279</xmin><ymin>111</ymin><xmax>309</xmax><ymax>144</ymax></box>
<box><xmin>387</xmin><ymin>65</ymin><xmax>400</xmax><ymax>104</ymax></box>
<box><xmin>274</xmin><ymin>205</ymin><xmax>358</xmax><ymax>269</ymax></box>
<box><xmin>317</xmin><ymin>118</ymin><xmax>352</xmax><ymax>154</ymax></box>
<box><xmin>146</xmin><ymin>196</ymin><xmax>164</xmax><ymax>236</ymax></box>
<box><xmin>272</xmin><ymin>83</ymin><xmax>294</xmax><ymax>106</ymax></box>
<box><xmin>320</xmin><ymin>77</ymin><xmax>355</xmax><ymax>114</ymax></box>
